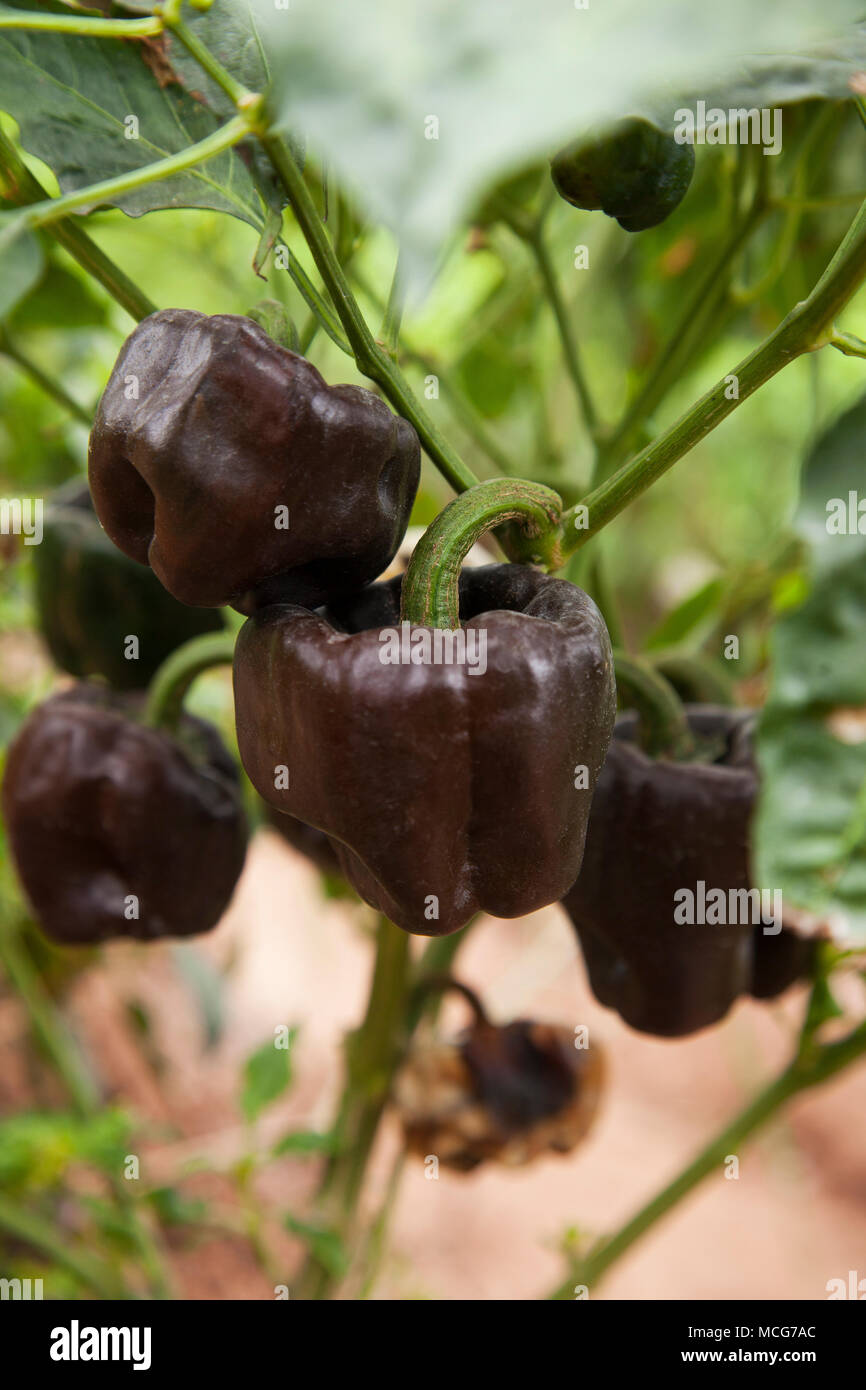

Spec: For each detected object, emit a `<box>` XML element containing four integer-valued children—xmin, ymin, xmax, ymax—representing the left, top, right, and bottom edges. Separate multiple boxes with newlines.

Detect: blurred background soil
<box><xmin>2</xmin><ymin>823</ymin><xmax>863</xmax><ymax>1301</ymax></box>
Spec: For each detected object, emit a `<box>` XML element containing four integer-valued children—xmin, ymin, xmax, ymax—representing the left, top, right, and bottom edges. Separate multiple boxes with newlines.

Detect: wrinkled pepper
<box><xmin>88</xmin><ymin>309</ymin><xmax>421</xmax><ymax>613</ymax></box>
<box><xmin>234</xmin><ymin>563</ymin><xmax>616</xmax><ymax>936</ymax></box>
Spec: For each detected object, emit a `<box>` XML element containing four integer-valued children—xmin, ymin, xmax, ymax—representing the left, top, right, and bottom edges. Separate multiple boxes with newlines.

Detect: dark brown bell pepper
<box><xmin>2</xmin><ymin>685</ymin><xmax>248</xmax><ymax>945</ymax></box>
<box><xmin>234</xmin><ymin>563</ymin><xmax>616</xmax><ymax>936</ymax></box>
<box><xmin>563</xmin><ymin>706</ymin><xmax>815</xmax><ymax>1037</ymax></box>
<box><xmin>88</xmin><ymin>309</ymin><xmax>420</xmax><ymax>613</ymax></box>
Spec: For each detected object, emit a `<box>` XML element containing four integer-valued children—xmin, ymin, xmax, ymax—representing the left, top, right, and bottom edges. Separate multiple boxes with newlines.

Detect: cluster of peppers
<box><xmin>0</xmin><ymin>135</ymin><xmax>815</xmax><ymax>1163</ymax></box>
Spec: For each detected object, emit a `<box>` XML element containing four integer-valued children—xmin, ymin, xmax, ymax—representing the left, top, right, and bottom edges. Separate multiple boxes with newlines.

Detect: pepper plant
<box><xmin>0</xmin><ymin>0</ymin><xmax>866</xmax><ymax>1301</ymax></box>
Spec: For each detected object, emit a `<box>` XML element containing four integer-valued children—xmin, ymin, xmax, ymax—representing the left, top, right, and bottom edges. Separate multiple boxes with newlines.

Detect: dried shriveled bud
<box><xmin>394</xmin><ymin>1020</ymin><xmax>604</xmax><ymax>1171</ymax></box>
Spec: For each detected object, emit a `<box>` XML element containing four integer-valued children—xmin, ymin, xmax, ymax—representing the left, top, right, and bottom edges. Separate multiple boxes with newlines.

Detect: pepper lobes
<box><xmin>563</xmin><ymin>706</ymin><xmax>815</xmax><ymax>1037</ymax></box>
<box><xmin>234</xmin><ymin>563</ymin><xmax>616</xmax><ymax>936</ymax></box>
<box><xmin>88</xmin><ymin>309</ymin><xmax>421</xmax><ymax>614</ymax></box>
<box><xmin>1</xmin><ymin>686</ymin><xmax>248</xmax><ymax>945</ymax></box>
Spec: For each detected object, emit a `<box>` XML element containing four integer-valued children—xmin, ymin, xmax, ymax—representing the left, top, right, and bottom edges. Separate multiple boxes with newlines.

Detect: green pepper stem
<box><xmin>13</xmin><ymin>114</ymin><xmax>252</xmax><ymax>231</ymax></box>
<box><xmin>258</xmin><ymin>130</ymin><xmax>482</xmax><ymax>495</ymax></box>
<box><xmin>612</xmin><ymin>651</ymin><xmax>696</xmax><ymax>760</ymax></box>
<box><xmin>144</xmin><ymin>630</ymin><xmax>237</xmax><ymax>733</ymax></box>
<box><xmin>400</xmin><ymin>479</ymin><xmax>563</xmax><ymax>629</ymax></box>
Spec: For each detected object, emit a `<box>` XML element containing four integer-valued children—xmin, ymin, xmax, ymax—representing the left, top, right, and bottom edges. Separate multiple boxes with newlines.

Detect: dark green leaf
<box><xmin>283</xmin><ymin>1214</ymin><xmax>348</xmax><ymax>1278</ymax></box>
<box><xmin>272</xmin><ymin>1129</ymin><xmax>339</xmax><ymax>1158</ymax></box>
<box><xmin>0</xmin><ymin>214</ymin><xmax>43</xmax><ymax>318</ymax></box>
<box><xmin>241</xmin><ymin>1029</ymin><xmax>297</xmax><ymax>1123</ymax></box>
<box><xmin>756</xmin><ymin>391</ymin><xmax>866</xmax><ymax>944</ymax></box>
<box><xmin>0</xmin><ymin>14</ymin><xmax>263</xmax><ymax>227</ymax></box>
<box><xmin>644</xmin><ymin>576</ymin><xmax>726</xmax><ymax>651</ymax></box>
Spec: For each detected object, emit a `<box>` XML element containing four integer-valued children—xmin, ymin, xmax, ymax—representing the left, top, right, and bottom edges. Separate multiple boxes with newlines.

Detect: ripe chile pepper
<box><xmin>234</xmin><ymin>563</ymin><xmax>616</xmax><ymax>937</ymax></box>
<box><xmin>33</xmin><ymin>479</ymin><xmax>222</xmax><ymax>690</ymax></box>
<box><xmin>88</xmin><ymin>309</ymin><xmax>421</xmax><ymax>614</ymax></box>
<box><xmin>2</xmin><ymin>685</ymin><xmax>248</xmax><ymax>945</ymax></box>
<box><xmin>562</xmin><ymin>706</ymin><xmax>815</xmax><ymax>1037</ymax></box>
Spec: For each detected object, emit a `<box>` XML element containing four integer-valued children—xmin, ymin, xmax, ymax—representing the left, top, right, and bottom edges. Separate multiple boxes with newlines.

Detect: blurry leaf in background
<box><xmin>147</xmin><ymin>1185</ymin><xmax>209</xmax><ymax>1228</ymax></box>
<box><xmin>173</xmin><ymin>943</ymin><xmax>225</xmax><ymax>1052</ymax></box>
<box><xmin>272</xmin><ymin>1129</ymin><xmax>339</xmax><ymax>1159</ymax></box>
<box><xmin>250</xmin><ymin>0</ymin><xmax>866</xmax><ymax>284</ymax></box>
<box><xmin>0</xmin><ymin>1109</ymin><xmax>131</xmax><ymax>1192</ymax></box>
<box><xmin>283</xmin><ymin>1214</ymin><xmax>348</xmax><ymax>1278</ymax></box>
<box><xmin>756</xmin><ymin>392</ymin><xmax>866</xmax><ymax>943</ymax></box>
<box><xmin>0</xmin><ymin>215</ymin><xmax>42</xmax><ymax>318</ymax></box>
<box><xmin>643</xmin><ymin>577</ymin><xmax>727</xmax><ymax>652</ymax></box>
<box><xmin>241</xmin><ymin>1029</ymin><xmax>297</xmax><ymax>1123</ymax></box>
<box><xmin>7</xmin><ymin>255</ymin><xmax>110</xmax><ymax>332</ymax></box>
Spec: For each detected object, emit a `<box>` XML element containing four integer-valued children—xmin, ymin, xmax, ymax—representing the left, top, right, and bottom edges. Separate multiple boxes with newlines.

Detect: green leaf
<box><xmin>0</xmin><ymin>213</ymin><xmax>43</xmax><ymax>318</ymax></box>
<box><xmin>247</xmin><ymin>0</ymin><xmax>866</xmax><ymax>281</ymax></box>
<box><xmin>0</xmin><ymin>11</ymin><xmax>263</xmax><ymax>227</ymax></box>
<box><xmin>0</xmin><ymin>1109</ymin><xmax>131</xmax><ymax>1191</ymax></box>
<box><xmin>755</xmin><ymin>391</ymin><xmax>866</xmax><ymax>944</ymax></box>
<box><xmin>7</xmin><ymin>256</ymin><xmax>108</xmax><ymax>329</ymax></box>
<box><xmin>240</xmin><ymin>1029</ymin><xmax>297</xmax><ymax>1123</ymax></box>
<box><xmin>272</xmin><ymin>1129</ymin><xmax>339</xmax><ymax>1158</ymax></box>
<box><xmin>644</xmin><ymin>576</ymin><xmax>726</xmax><ymax>651</ymax></box>
<box><xmin>147</xmin><ymin>1186</ymin><xmax>209</xmax><ymax>1227</ymax></box>
<box><xmin>283</xmin><ymin>1214</ymin><xmax>348</xmax><ymax>1278</ymax></box>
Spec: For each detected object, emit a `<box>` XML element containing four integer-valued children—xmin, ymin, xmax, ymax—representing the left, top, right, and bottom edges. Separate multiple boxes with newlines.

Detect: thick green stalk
<box><xmin>400</xmin><ymin>479</ymin><xmax>562</xmax><ymax>628</ymax></box>
<box><xmin>294</xmin><ymin>918</ymin><xmax>411</xmax><ymax>1300</ymax></box>
<box><xmin>258</xmin><ymin>131</ymin><xmax>480</xmax><ymax>494</ymax></box>
<box><xmin>549</xmin><ymin>1019</ymin><xmax>866</xmax><ymax>1299</ymax></box>
<box><xmin>549</xmin><ymin>191</ymin><xmax>866</xmax><ymax>564</ymax></box>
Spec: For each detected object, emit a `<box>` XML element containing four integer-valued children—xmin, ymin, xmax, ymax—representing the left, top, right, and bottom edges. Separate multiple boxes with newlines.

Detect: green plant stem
<box><xmin>649</xmin><ymin>650</ymin><xmax>734</xmax><ymax>707</ymax></box>
<box><xmin>400</xmin><ymin>478</ymin><xmax>562</xmax><ymax>628</ymax></box>
<box><xmin>0</xmin><ymin>126</ymin><xmax>156</xmax><ymax>321</ymax></box>
<box><xmin>294</xmin><ymin>918</ymin><xmax>411</xmax><ymax>1300</ymax></box>
<box><xmin>526</xmin><ymin>221</ymin><xmax>600</xmax><ymax>441</ymax></box>
<box><xmin>603</xmin><ymin>185</ymin><xmax>768</xmax><ymax>473</ymax></box>
<box><xmin>549</xmin><ymin>1018</ymin><xmax>866</xmax><ymax>1299</ymax></box>
<box><xmin>0</xmin><ymin>329</ymin><xmax>91</xmax><ymax>425</ymax></box>
<box><xmin>612</xmin><ymin>651</ymin><xmax>696</xmax><ymax>760</ymax></box>
<box><xmin>548</xmin><ymin>190</ymin><xmax>866</xmax><ymax>564</ymax></box>
<box><xmin>293</xmin><ymin>918</ymin><xmax>476</xmax><ymax>1301</ymax></box>
<box><xmin>13</xmin><ymin>114</ymin><xmax>251</xmax><ymax>231</ymax></box>
<box><xmin>0</xmin><ymin>10</ymin><xmax>161</xmax><ymax>35</ymax></box>
<box><xmin>0</xmin><ymin>1193</ymin><xmax>128</xmax><ymax>1298</ymax></box>
<box><xmin>144</xmin><ymin>631</ymin><xmax>236</xmax><ymax>732</ymax></box>
<box><xmin>0</xmin><ymin>926</ymin><xmax>99</xmax><ymax>1114</ymax></box>
<box><xmin>350</xmin><ymin>268</ymin><xmax>521</xmax><ymax>475</ymax></box>
<box><xmin>258</xmin><ymin>131</ymin><xmax>480</xmax><ymax>494</ymax></box>
<box><xmin>164</xmin><ymin>13</ymin><xmax>253</xmax><ymax>107</ymax></box>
